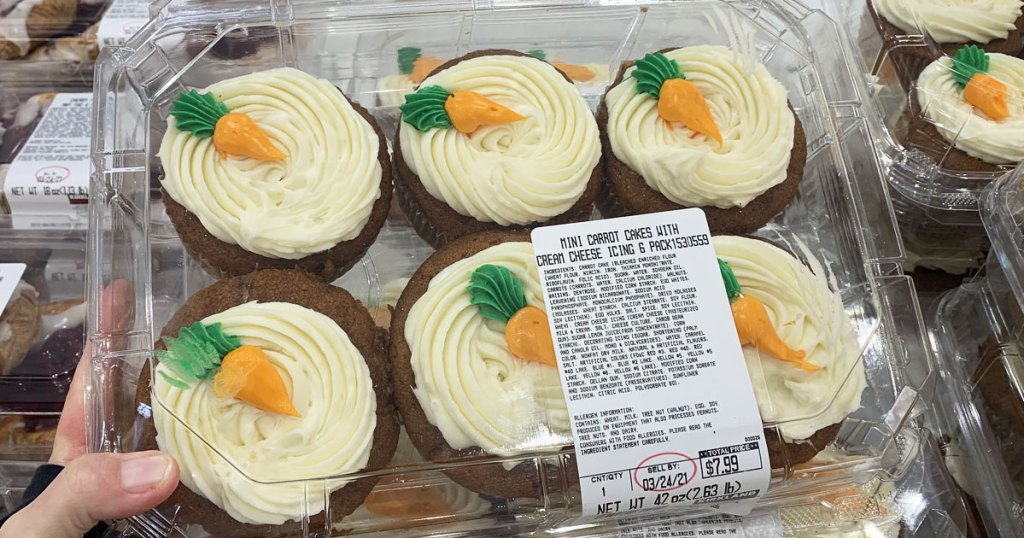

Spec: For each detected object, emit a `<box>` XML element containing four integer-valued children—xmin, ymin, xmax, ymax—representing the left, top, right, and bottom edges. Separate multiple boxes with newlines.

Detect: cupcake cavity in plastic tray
<box><xmin>88</xmin><ymin>0</ymin><xmax>931</xmax><ymax>535</ymax></box>
<box><xmin>928</xmin><ymin>162</ymin><xmax>1024</xmax><ymax>537</ymax></box>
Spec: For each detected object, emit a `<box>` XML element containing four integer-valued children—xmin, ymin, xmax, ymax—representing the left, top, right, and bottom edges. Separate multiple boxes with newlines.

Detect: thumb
<box><xmin>2</xmin><ymin>451</ymin><xmax>178</xmax><ymax>538</ymax></box>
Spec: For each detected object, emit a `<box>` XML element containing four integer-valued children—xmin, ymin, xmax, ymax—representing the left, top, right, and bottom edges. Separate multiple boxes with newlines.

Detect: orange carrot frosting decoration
<box><xmin>170</xmin><ymin>90</ymin><xmax>287</xmax><ymax>161</ymax></box>
<box><xmin>633</xmin><ymin>52</ymin><xmax>722</xmax><ymax>146</ymax></box>
<box><xmin>398</xmin><ymin>47</ymin><xmax>445</xmax><ymax>84</ymax></box>
<box><xmin>156</xmin><ymin>321</ymin><xmax>300</xmax><ymax>416</ymax></box>
<box><xmin>526</xmin><ymin>49</ymin><xmax>597</xmax><ymax>82</ymax></box>
<box><xmin>401</xmin><ymin>85</ymin><xmax>525</xmax><ymax>134</ymax></box>
<box><xmin>719</xmin><ymin>259</ymin><xmax>820</xmax><ymax>372</ymax></box>
<box><xmin>468</xmin><ymin>264</ymin><xmax>556</xmax><ymax>367</ymax></box>
<box><xmin>951</xmin><ymin>45</ymin><xmax>1010</xmax><ymax>122</ymax></box>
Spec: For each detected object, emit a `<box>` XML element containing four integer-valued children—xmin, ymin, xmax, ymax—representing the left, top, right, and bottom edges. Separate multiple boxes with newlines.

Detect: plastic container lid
<box><xmin>928</xmin><ymin>161</ymin><xmax>1024</xmax><ymax>536</ymax></box>
<box><xmin>88</xmin><ymin>0</ymin><xmax>931</xmax><ymax>534</ymax></box>
<box><xmin>842</xmin><ymin>1</ymin><xmax>1023</xmax><ymax>220</ymax></box>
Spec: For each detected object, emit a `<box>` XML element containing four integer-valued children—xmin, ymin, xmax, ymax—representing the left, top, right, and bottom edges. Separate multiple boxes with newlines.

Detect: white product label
<box><xmin>618</xmin><ymin>513</ymin><xmax>783</xmax><ymax>538</ymax></box>
<box><xmin>4</xmin><ymin>94</ymin><xmax>92</xmax><ymax>230</ymax></box>
<box><xmin>44</xmin><ymin>250</ymin><xmax>87</xmax><ymax>298</ymax></box>
<box><xmin>96</xmin><ymin>0</ymin><xmax>149</xmax><ymax>47</ymax></box>
<box><xmin>531</xmin><ymin>209</ymin><xmax>770</xmax><ymax>518</ymax></box>
<box><xmin>0</xmin><ymin>264</ymin><xmax>28</xmax><ymax>309</ymax></box>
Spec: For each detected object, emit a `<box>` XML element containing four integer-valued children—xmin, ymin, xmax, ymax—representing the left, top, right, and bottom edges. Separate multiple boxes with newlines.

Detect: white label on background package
<box><xmin>97</xmin><ymin>0</ymin><xmax>149</xmax><ymax>47</ymax></box>
<box><xmin>4</xmin><ymin>93</ymin><xmax>91</xmax><ymax>229</ymax></box>
<box><xmin>0</xmin><ymin>264</ymin><xmax>28</xmax><ymax>309</ymax></box>
<box><xmin>531</xmin><ymin>209</ymin><xmax>770</xmax><ymax>518</ymax></box>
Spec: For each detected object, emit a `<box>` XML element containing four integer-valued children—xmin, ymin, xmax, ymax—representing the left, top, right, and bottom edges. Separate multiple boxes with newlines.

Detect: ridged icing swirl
<box><xmin>874</xmin><ymin>0</ymin><xmax>1023</xmax><ymax>44</ymax></box>
<box><xmin>406</xmin><ymin>242</ymin><xmax>571</xmax><ymax>459</ymax></box>
<box><xmin>917</xmin><ymin>53</ymin><xmax>1024</xmax><ymax>164</ymax></box>
<box><xmin>604</xmin><ymin>46</ymin><xmax>796</xmax><ymax>209</ymax></box>
<box><xmin>153</xmin><ymin>301</ymin><xmax>377</xmax><ymax>525</ymax></box>
<box><xmin>159</xmin><ymin>68</ymin><xmax>382</xmax><ymax>259</ymax></box>
<box><xmin>712</xmin><ymin>236</ymin><xmax>865</xmax><ymax>442</ymax></box>
<box><xmin>398</xmin><ymin>55</ymin><xmax>601</xmax><ymax>226</ymax></box>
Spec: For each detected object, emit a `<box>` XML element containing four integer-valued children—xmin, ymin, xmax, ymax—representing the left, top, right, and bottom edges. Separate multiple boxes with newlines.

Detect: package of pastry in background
<box><xmin>0</xmin><ymin>88</ymin><xmax>92</xmax><ymax>228</ymax></box>
<box><xmin>0</xmin><ymin>0</ymin><xmax>106</xmax><ymax>78</ymax></box>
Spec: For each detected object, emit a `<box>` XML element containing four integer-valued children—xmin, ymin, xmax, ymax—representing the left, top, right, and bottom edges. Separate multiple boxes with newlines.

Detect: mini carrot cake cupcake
<box><xmin>136</xmin><ymin>269</ymin><xmax>399</xmax><ymax>536</ymax></box>
<box><xmin>714</xmin><ymin>236</ymin><xmax>866</xmax><ymax>466</ymax></box>
<box><xmin>911</xmin><ymin>45</ymin><xmax>1024</xmax><ymax>170</ymax></box>
<box><xmin>391</xmin><ymin>232</ymin><xmax>864</xmax><ymax>497</ymax></box>
<box><xmin>394</xmin><ymin>50</ymin><xmax>602</xmax><ymax>247</ymax></box>
<box><xmin>390</xmin><ymin>231</ymin><xmax>573</xmax><ymax>498</ymax></box>
<box><xmin>868</xmin><ymin>0</ymin><xmax>1024</xmax><ymax>56</ymax></box>
<box><xmin>598</xmin><ymin>47</ymin><xmax>806</xmax><ymax>233</ymax></box>
<box><xmin>158</xmin><ymin>68</ymin><xmax>392</xmax><ymax>281</ymax></box>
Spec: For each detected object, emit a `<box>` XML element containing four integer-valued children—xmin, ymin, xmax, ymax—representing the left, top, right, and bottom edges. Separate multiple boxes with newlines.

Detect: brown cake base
<box><xmin>392</xmin><ymin>49</ymin><xmax>602</xmax><ymax>249</ymax></box>
<box><xmin>595</xmin><ymin>51</ymin><xmax>807</xmax><ymax>234</ymax></box>
<box><xmin>908</xmin><ymin>266</ymin><xmax>970</xmax><ymax>294</ymax></box>
<box><xmin>390</xmin><ymin>231</ymin><xmax>842</xmax><ymax>499</ymax></box>
<box><xmin>134</xmin><ymin>269</ymin><xmax>399</xmax><ymax>537</ymax></box>
<box><xmin>897</xmin><ymin>89</ymin><xmax>1006</xmax><ymax>174</ymax></box>
<box><xmin>162</xmin><ymin>94</ymin><xmax>393</xmax><ymax>282</ymax></box>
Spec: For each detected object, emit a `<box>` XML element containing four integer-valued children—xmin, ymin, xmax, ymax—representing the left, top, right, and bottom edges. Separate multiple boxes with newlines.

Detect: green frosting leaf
<box><xmin>155</xmin><ymin>322</ymin><xmax>241</xmax><ymax>387</ymax></box>
<box><xmin>398</xmin><ymin>46</ymin><xmax>422</xmax><ymax>75</ymax></box>
<box><xmin>170</xmin><ymin>90</ymin><xmax>230</xmax><ymax>139</ymax></box>
<box><xmin>468</xmin><ymin>264</ymin><xmax>527</xmax><ymax>323</ymax></box>
<box><xmin>951</xmin><ymin>45</ymin><xmax>990</xmax><ymax>88</ymax></box>
<box><xmin>401</xmin><ymin>85</ymin><xmax>452</xmax><ymax>131</ymax></box>
<box><xmin>718</xmin><ymin>258</ymin><xmax>741</xmax><ymax>302</ymax></box>
<box><xmin>527</xmin><ymin>49</ymin><xmax>547</xmax><ymax>61</ymax></box>
<box><xmin>633</xmin><ymin>52</ymin><xmax>685</xmax><ymax>99</ymax></box>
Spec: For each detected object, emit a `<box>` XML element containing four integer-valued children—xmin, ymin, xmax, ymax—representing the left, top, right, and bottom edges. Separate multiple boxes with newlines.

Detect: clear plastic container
<box><xmin>928</xmin><ymin>161</ymin><xmax>1024</xmax><ymax>537</ymax></box>
<box><xmin>88</xmin><ymin>0</ymin><xmax>931</xmax><ymax>535</ymax></box>
<box><xmin>0</xmin><ymin>79</ymin><xmax>91</xmax><ymax>466</ymax></box>
<box><xmin>839</xmin><ymin>1</ymin><xmax>1017</xmax><ymax>272</ymax></box>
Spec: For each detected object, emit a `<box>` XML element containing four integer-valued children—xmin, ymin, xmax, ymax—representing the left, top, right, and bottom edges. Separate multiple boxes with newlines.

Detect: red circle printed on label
<box><xmin>35</xmin><ymin>165</ymin><xmax>71</xmax><ymax>184</ymax></box>
<box><xmin>632</xmin><ymin>452</ymin><xmax>698</xmax><ymax>492</ymax></box>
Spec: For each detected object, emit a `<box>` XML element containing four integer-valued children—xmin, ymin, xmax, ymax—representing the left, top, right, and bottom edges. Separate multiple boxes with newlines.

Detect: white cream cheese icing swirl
<box><xmin>406</xmin><ymin>242</ymin><xmax>571</xmax><ymax>459</ymax></box>
<box><xmin>604</xmin><ymin>46</ymin><xmax>796</xmax><ymax>209</ymax></box>
<box><xmin>159</xmin><ymin>68</ymin><xmax>382</xmax><ymax>259</ymax></box>
<box><xmin>874</xmin><ymin>0</ymin><xmax>1022</xmax><ymax>44</ymax></box>
<box><xmin>152</xmin><ymin>301</ymin><xmax>377</xmax><ymax>525</ymax></box>
<box><xmin>917</xmin><ymin>53</ymin><xmax>1024</xmax><ymax>164</ymax></box>
<box><xmin>713</xmin><ymin>236</ymin><xmax>865</xmax><ymax>442</ymax></box>
<box><xmin>398</xmin><ymin>55</ymin><xmax>601</xmax><ymax>226</ymax></box>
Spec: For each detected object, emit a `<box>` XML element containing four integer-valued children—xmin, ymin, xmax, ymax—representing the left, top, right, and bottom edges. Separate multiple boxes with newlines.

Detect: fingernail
<box><xmin>121</xmin><ymin>454</ymin><xmax>173</xmax><ymax>493</ymax></box>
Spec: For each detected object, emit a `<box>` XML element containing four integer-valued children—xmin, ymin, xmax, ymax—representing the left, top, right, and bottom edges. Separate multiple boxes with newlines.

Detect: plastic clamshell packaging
<box><xmin>0</xmin><ymin>0</ymin><xmax>110</xmax><ymax>82</ymax></box>
<box><xmin>841</xmin><ymin>1</ymin><xmax>1023</xmax><ymax>265</ymax></box>
<box><xmin>930</xmin><ymin>161</ymin><xmax>1024</xmax><ymax>537</ymax></box>
<box><xmin>88</xmin><ymin>0</ymin><xmax>931</xmax><ymax>535</ymax></box>
<box><xmin>0</xmin><ymin>77</ymin><xmax>90</xmax><ymax>463</ymax></box>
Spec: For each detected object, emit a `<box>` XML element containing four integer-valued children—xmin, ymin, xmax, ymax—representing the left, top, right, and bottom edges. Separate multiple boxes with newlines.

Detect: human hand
<box><xmin>0</xmin><ymin>280</ymin><xmax>180</xmax><ymax>538</ymax></box>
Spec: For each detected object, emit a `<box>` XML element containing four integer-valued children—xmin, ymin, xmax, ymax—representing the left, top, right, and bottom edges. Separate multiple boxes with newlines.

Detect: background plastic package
<box><xmin>837</xmin><ymin>0</ymin><xmax>1021</xmax><ymax>290</ymax></box>
<box><xmin>929</xmin><ymin>162</ymin><xmax>1024</xmax><ymax>538</ymax></box>
<box><xmin>87</xmin><ymin>0</ymin><xmax>932</xmax><ymax>535</ymax></box>
<box><xmin>0</xmin><ymin>0</ymin><xmax>110</xmax><ymax>80</ymax></box>
<box><xmin>0</xmin><ymin>76</ymin><xmax>90</xmax><ymax>465</ymax></box>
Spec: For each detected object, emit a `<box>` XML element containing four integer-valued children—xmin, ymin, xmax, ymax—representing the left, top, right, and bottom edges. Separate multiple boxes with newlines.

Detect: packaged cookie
<box><xmin>0</xmin><ymin>0</ymin><xmax>78</xmax><ymax>60</ymax></box>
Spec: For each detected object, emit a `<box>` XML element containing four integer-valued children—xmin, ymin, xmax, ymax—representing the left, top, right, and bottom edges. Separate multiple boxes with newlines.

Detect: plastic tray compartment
<box><xmin>928</xmin><ymin>163</ymin><xmax>1024</xmax><ymax>537</ymax></box>
<box><xmin>88</xmin><ymin>0</ymin><xmax>930</xmax><ymax>535</ymax></box>
<box><xmin>840</xmin><ymin>1</ymin><xmax>1013</xmax><ymax>258</ymax></box>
